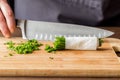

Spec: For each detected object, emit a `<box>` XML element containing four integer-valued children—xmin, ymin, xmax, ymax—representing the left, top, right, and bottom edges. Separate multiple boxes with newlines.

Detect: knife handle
<box><xmin>17</xmin><ymin>20</ymin><xmax>27</xmax><ymax>39</ymax></box>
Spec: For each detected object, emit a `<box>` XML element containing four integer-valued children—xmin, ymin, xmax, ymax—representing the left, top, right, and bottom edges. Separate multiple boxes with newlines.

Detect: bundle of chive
<box><xmin>45</xmin><ymin>36</ymin><xmax>103</xmax><ymax>53</ymax></box>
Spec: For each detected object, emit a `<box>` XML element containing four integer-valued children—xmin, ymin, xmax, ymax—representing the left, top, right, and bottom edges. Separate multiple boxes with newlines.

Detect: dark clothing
<box><xmin>8</xmin><ymin>0</ymin><xmax>120</xmax><ymax>26</ymax></box>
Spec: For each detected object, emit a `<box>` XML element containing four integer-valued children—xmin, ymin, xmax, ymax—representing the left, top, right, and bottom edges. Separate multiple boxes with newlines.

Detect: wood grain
<box><xmin>105</xmin><ymin>38</ymin><xmax>120</xmax><ymax>52</ymax></box>
<box><xmin>0</xmin><ymin>37</ymin><xmax>120</xmax><ymax>77</ymax></box>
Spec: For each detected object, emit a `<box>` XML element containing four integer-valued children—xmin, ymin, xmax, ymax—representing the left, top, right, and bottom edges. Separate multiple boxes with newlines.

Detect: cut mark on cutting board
<box><xmin>116</xmin><ymin>52</ymin><xmax>120</xmax><ymax>57</ymax></box>
<box><xmin>104</xmin><ymin>38</ymin><xmax>120</xmax><ymax>62</ymax></box>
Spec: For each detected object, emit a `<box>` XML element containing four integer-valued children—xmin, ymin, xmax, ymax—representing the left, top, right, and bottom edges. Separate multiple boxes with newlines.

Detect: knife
<box><xmin>17</xmin><ymin>20</ymin><xmax>114</xmax><ymax>41</ymax></box>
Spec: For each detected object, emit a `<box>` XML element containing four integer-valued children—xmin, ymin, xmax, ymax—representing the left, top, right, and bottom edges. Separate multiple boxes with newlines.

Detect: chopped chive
<box><xmin>49</xmin><ymin>57</ymin><xmax>54</xmax><ymax>60</ymax></box>
<box><xmin>45</xmin><ymin>44</ymin><xmax>56</xmax><ymax>53</ymax></box>
<box><xmin>99</xmin><ymin>38</ymin><xmax>104</xmax><ymax>47</ymax></box>
<box><xmin>9</xmin><ymin>53</ymin><xmax>13</xmax><ymax>56</ymax></box>
<box><xmin>5</xmin><ymin>39</ymin><xmax>43</xmax><ymax>54</ymax></box>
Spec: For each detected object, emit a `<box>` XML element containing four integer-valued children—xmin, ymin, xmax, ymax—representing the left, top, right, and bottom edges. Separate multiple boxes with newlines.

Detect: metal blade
<box><xmin>17</xmin><ymin>20</ymin><xmax>114</xmax><ymax>40</ymax></box>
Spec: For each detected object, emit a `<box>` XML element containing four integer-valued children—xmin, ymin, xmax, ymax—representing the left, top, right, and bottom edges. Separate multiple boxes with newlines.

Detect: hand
<box><xmin>0</xmin><ymin>0</ymin><xmax>15</xmax><ymax>37</ymax></box>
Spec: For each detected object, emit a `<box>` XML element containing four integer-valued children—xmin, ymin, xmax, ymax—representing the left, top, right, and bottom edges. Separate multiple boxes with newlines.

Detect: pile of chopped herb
<box><xmin>5</xmin><ymin>39</ymin><xmax>43</xmax><ymax>54</ymax></box>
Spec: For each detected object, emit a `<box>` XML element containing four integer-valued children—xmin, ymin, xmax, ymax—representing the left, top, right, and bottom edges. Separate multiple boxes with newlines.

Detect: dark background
<box><xmin>7</xmin><ymin>0</ymin><xmax>120</xmax><ymax>26</ymax></box>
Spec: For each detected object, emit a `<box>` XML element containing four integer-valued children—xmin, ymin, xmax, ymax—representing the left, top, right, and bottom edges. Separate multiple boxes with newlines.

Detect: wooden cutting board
<box><xmin>0</xmin><ymin>37</ymin><xmax>120</xmax><ymax>77</ymax></box>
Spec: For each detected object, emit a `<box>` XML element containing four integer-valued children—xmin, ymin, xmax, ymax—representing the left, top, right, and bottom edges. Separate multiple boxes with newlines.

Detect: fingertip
<box><xmin>5</xmin><ymin>34</ymin><xmax>11</xmax><ymax>38</ymax></box>
<box><xmin>1</xmin><ymin>29</ymin><xmax>11</xmax><ymax>38</ymax></box>
<box><xmin>3</xmin><ymin>32</ymin><xmax>11</xmax><ymax>38</ymax></box>
<box><xmin>10</xmin><ymin>26</ymin><xmax>16</xmax><ymax>33</ymax></box>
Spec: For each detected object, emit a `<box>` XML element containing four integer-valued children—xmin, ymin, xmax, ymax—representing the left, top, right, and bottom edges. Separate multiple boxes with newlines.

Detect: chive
<box><xmin>45</xmin><ymin>45</ymin><xmax>56</xmax><ymax>53</ymax></box>
<box><xmin>99</xmin><ymin>38</ymin><xmax>104</xmax><ymax>47</ymax></box>
<box><xmin>49</xmin><ymin>57</ymin><xmax>54</xmax><ymax>60</ymax></box>
<box><xmin>9</xmin><ymin>53</ymin><xmax>13</xmax><ymax>56</ymax></box>
<box><xmin>45</xmin><ymin>36</ymin><xmax>103</xmax><ymax>53</ymax></box>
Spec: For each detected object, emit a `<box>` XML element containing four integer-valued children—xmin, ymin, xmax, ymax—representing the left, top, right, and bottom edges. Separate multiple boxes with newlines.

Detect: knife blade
<box><xmin>17</xmin><ymin>20</ymin><xmax>114</xmax><ymax>41</ymax></box>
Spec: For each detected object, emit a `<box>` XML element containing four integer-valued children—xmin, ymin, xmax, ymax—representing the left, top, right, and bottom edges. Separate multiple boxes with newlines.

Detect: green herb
<box><xmin>45</xmin><ymin>45</ymin><xmax>56</xmax><ymax>53</ymax></box>
<box><xmin>45</xmin><ymin>36</ymin><xmax>65</xmax><ymax>53</ymax></box>
<box><xmin>9</xmin><ymin>53</ymin><xmax>13</xmax><ymax>56</ymax></box>
<box><xmin>54</xmin><ymin>36</ymin><xmax>65</xmax><ymax>50</ymax></box>
<box><xmin>99</xmin><ymin>38</ymin><xmax>104</xmax><ymax>47</ymax></box>
<box><xmin>5</xmin><ymin>39</ymin><xmax>43</xmax><ymax>54</ymax></box>
<box><xmin>5</xmin><ymin>41</ymin><xmax>15</xmax><ymax>50</ymax></box>
<box><xmin>5</xmin><ymin>41</ymin><xmax>15</xmax><ymax>45</ymax></box>
<box><xmin>49</xmin><ymin>57</ymin><xmax>54</xmax><ymax>60</ymax></box>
